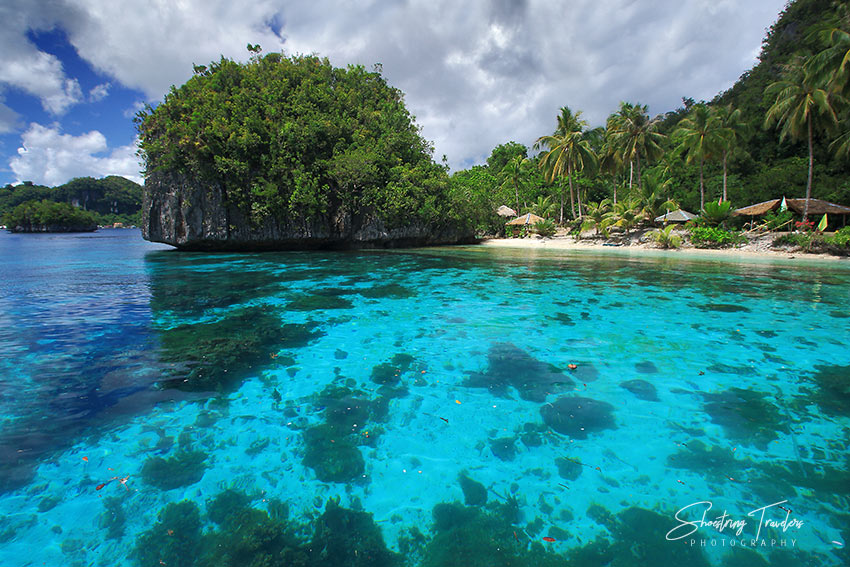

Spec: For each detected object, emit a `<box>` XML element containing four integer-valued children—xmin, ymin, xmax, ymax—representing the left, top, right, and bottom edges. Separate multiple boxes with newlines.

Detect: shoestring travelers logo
<box><xmin>666</xmin><ymin>500</ymin><xmax>804</xmax><ymax>548</ymax></box>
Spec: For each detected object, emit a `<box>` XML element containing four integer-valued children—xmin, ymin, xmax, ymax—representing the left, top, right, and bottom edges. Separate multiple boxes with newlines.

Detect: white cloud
<box><xmin>10</xmin><ymin>123</ymin><xmax>142</xmax><ymax>186</ymax></box>
<box><xmin>2</xmin><ymin>0</ymin><xmax>788</xmax><ymax>172</ymax></box>
<box><xmin>88</xmin><ymin>82</ymin><xmax>110</xmax><ymax>102</ymax></box>
<box><xmin>0</xmin><ymin>1</ymin><xmax>85</xmax><ymax>115</ymax></box>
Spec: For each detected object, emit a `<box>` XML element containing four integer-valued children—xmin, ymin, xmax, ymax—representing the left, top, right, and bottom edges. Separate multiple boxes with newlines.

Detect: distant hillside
<box><xmin>0</xmin><ymin>176</ymin><xmax>142</xmax><ymax>225</ymax></box>
<box><xmin>709</xmin><ymin>0</ymin><xmax>850</xmax><ymax>205</ymax></box>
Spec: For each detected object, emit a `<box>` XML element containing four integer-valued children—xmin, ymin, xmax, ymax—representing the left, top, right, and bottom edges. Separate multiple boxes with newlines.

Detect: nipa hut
<box><xmin>733</xmin><ymin>198</ymin><xmax>850</xmax><ymax>217</ymax></box>
<box><xmin>654</xmin><ymin>209</ymin><xmax>697</xmax><ymax>223</ymax></box>
<box><xmin>506</xmin><ymin>213</ymin><xmax>545</xmax><ymax>226</ymax></box>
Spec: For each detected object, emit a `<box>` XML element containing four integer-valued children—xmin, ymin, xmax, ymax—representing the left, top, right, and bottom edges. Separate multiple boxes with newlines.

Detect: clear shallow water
<box><xmin>1</xmin><ymin>230</ymin><xmax>849</xmax><ymax>567</ymax></box>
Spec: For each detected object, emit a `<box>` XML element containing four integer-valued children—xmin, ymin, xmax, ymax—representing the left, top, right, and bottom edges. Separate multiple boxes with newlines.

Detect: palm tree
<box><xmin>712</xmin><ymin>104</ymin><xmax>751</xmax><ymax>201</ymax></box>
<box><xmin>597</xmin><ymin>129</ymin><xmax>624</xmax><ymax>204</ymax></box>
<box><xmin>602</xmin><ymin>199</ymin><xmax>641</xmax><ymax>237</ymax></box>
<box><xmin>764</xmin><ymin>58</ymin><xmax>842</xmax><ymax>222</ymax></box>
<box><xmin>524</xmin><ymin>195</ymin><xmax>557</xmax><ymax>218</ymax></box>
<box><xmin>632</xmin><ymin>170</ymin><xmax>678</xmax><ymax>225</ymax></box>
<box><xmin>673</xmin><ymin>104</ymin><xmax>724</xmax><ymax>211</ymax></box>
<box><xmin>535</xmin><ymin>107</ymin><xmax>598</xmax><ymax>223</ymax></box>
<box><xmin>499</xmin><ymin>155</ymin><xmax>531</xmax><ymax>214</ymax></box>
<box><xmin>607</xmin><ymin>102</ymin><xmax>665</xmax><ymax>192</ymax></box>
<box><xmin>581</xmin><ymin>199</ymin><xmax>612</xmax><ymax>236</ymax></box>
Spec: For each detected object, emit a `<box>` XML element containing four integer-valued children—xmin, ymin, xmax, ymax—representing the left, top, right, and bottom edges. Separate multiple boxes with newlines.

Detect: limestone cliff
<box><xmin>142</xmin><ymin>172</ymin><xmax>474</xmax><ymax>250</ymax></box>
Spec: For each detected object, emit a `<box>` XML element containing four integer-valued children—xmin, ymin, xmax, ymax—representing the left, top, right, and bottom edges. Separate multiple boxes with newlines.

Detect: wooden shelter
<box><xmin>733</xmin><ymin>198</ymin><xmax>850</xmax><ymax>217</ymax></box>
<box><xmin>654</xmin><ymin>209</ymin><xmax>697</xmax><ymax>223</ymax></box>
<box><xmin>506</xmin><ymin>213</ymin><xmax>545</xmax><ymax>226</ymax></box>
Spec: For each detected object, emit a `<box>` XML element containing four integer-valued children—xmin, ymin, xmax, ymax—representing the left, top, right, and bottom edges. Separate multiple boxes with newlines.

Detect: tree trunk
<box><xmin>514</xmin><ymin>181</ymin><xmax>520</xmax><ymax>215</ymax></box>
<box><xmin>635</xmin><ymin>153</ymin><xmax>642</xmax><ymax>192</ymax></box>
<box><xmin>628</xmin><ymin>160</ymin><xmax>633</xmax><ymax>191</ymax></box>
<box><xmin>613</xmin><ymin>181</ymin><xmax>618</xmax><ymax>205</ymax></box>
<box><xmin>804</xmin><ymin>116</ymin><xmax>813</xmax><ymax>223</ymax></box>
<box><xmin>567</xmin><ymin>166</ymin><xmax>576</xmax><ymax>220</ymax></box>
<box><xmin>699</xmin><ymin>156</ymin><xmax>705</xmax><ymax>211</ymax></box>
<box><xmin>722</xmin><ymin>150</ymin><xmax>728</xmax><ymax>202</ymax></box>
<box><xmin>558</xmin><ymin>180</ymin><xmax>565</xmax><ymax>225</ymax></box>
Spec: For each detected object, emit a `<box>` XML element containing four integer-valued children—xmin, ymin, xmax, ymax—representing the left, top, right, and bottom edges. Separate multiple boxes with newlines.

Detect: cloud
<box><xmin>88</xmin><ymin>82</ymin><xmax>110</xmax><ymax>102</ymax></box>
<box><xmin>10</xmin><ymin>123</ymin><xmax>142</xmax><ymax>186</ymax></box>
<box><xmin>2</xmin><ymin>0</ymin><xmax>787</xmax><ymax>172</ymax></box>
<box><xmin>0</xmin><ymin>0</ymin><xmax>85</xmax><ymax>114</ymax></box>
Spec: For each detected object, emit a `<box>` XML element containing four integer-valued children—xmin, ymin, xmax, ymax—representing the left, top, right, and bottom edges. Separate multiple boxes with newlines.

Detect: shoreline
<box><xmin>477</xmin><ymin>234</ymin><xmax>849</xmax><ymax>264</ymax></box>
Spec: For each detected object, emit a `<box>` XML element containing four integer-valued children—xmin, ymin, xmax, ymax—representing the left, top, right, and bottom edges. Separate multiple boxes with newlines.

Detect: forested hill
<box><xmin>0</xmin><ymin>176</ymin><xmax>143</xmax><ymax>225</ymax></box>
<box><xmin>714</xmin><ymin>0</ymin><xmax>838</xmax><ymax>165</ymax></box>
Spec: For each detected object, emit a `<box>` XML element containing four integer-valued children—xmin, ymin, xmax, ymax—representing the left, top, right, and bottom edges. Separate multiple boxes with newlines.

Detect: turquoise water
<box><xmin>0</xmin><ymin>229</ymin><xmax>848</xmax><ymax>566</ymax></box>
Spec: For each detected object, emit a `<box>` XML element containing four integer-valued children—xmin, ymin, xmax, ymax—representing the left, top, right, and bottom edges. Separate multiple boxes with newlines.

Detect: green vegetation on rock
<box><xmin>3</xmin><ymin>200</ymin><xmax>97</xmax><ymax>232</ymax></box>
<box><xmin>137</xmin><ymin>52</ymin><xmax>465</xmax><ymax>235</ymax></box>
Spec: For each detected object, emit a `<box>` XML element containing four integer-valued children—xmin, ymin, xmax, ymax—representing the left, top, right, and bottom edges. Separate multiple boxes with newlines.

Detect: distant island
<box><xmin>1</xmin><ymin>176</ymin><xmax>142</xmax><ymax>233</ymax></box>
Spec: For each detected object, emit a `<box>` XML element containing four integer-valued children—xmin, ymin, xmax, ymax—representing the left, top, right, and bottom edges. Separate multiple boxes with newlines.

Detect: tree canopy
<box><xmin>136</xmin><ymin>52</ymin><xmax>454</xmax><ymax>228</ymax></box>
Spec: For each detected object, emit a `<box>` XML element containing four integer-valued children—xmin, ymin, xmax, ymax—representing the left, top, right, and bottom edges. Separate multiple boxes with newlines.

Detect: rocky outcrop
<box><xmin>142</xmin><ymin>172</ymin><xmax>475</xmax><ymax>250</ymax></box>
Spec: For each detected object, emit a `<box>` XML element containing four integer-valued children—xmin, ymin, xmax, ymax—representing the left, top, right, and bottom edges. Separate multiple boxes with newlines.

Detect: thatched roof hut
<box><xmin>733</xmin><ymin>198</ymin><xmax>850</xmax><ymax>216</ymax></box>
<box><xmin>654</xmin><ymin>209</ymin><xmax>697</xmax><ymax>223</ymax></box>
<box><xmin>506</xmin><ymin>213</ymin><xmax>545</xmax><ymax>226</ymax></box>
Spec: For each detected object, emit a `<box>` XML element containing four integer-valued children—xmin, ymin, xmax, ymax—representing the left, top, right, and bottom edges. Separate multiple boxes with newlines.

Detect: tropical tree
<box><xmin>499</xmin><ymin>155</ymin><xmax>531</xmax><ymax>213</ymax></box>
<box><xmin>764</xmin><ymin>58</ymin><xmax>842</xmax><ymax>222</ymax></box>
<box><xmin>602</xmin><ymin>199</ymin><xmax>641</xmax><ymax>237</ymax></box>
<box><xmin>712</xmin><ymin>104</ymin><xmax>751</xmax><ymax>201</ymax></box>
<box><xmin>631</xmin><ymin>170</ymin><xmax>678</xmax><ymax>225</ymax></box>
<box><xmin>606</xmin><ymin>102</ymin><xmax>665</xmax><ymax>192</ymax></box>
<box><xmin>535</xmin><ymin>106</ymin><xmax>598</xmax><ymax>223</ymax></box>
<box><xmin>673</xmin><ymin>104</ymin><xmax>724</xmax><ymax>211</ymax></box>
<box><xmin>523</xmin><ymin>195</ymin><xmax>557</xmax><ymax>218</ymax></box>
<box><xmin>580</xmin><ymin>199</ymin><xmax>612</xmax><ymax>236</ymax></box>
<box><xmin>597</xmin><ymin>129</ymin><xmax>624</xmax><ymax>204</ymax></box>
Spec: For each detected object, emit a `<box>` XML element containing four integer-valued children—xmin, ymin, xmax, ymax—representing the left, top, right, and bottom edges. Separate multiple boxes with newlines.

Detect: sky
<box><xmin>0</xmin><ymin>0</ymin><xmax>789</xmax><ymax>187</ymax></box>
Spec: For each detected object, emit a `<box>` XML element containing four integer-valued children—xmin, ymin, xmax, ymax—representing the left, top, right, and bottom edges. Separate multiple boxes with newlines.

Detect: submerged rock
<box><xmin>620</xmin><ymin>379</ymin><xmax>659</xmax><ymax>401</ymax></box>
<box><xmin>540</xmin><ymin>396</ymin><xmax>617</xmax><ymax>439</ymax></box>
<box><xmin>465</xmin><ymin>343</ymin><xmax>573</xmax><ymax>402</ymax></box>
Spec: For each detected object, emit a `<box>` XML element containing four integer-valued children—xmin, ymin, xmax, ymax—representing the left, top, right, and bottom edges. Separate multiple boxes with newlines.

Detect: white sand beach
<box><xmin>479</xmin><ymin>231</ymin><xmax>849</xmax><ymax>263</ymax></box>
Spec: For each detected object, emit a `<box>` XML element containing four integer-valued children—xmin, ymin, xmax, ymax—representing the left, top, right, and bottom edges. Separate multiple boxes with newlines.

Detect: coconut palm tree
<box><xmin>524</xmin><ymin>195</ymin><xmax>557</xmax><ymax>218</ymax></box>
<box><xmin>764</xmin><ymin>58</ymin><xmax>842</xmax><ymax>222</ymax></box>
<box><xmin>499</xmin><ymin>155</ymin><xmax>531</xmax><ymax>214</ymax></box>
<box><xmin>712</xmin><ymin>104</ymin><xmax>751</xmax><ymax>201</ymax></box>
<box><xmin>632</xmin><ymin>170</ymin><xmax>678</xmax><ymax>225</ymax></box>
<box><xmin>535</xmin><ymin>106</ymin><xmax>598</xmax><ymax>223</ymax></box>
<box><xmin>581</xmin><ymin>199</ymin><xmax>612</xmax><ymax>236</ymax></box>
<box><xmin>602</xmin><ymin>199</ymin><xmax>641</xmax><ymax>237</ymax></box>
<box><xmin>673</xmin><ymin>104</ymin><xmax>724</xmax><ymax>211</ymax></box>
<box><xmin>606</xmin><ymin>102</ymin><xmax>665</xmax><ymax>192</ymax></box>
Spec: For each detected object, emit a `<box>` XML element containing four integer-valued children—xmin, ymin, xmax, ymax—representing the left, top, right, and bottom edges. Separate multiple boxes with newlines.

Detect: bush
<box><xmin>699</xmin><ymin>200</ymin><xmax>733</xmax><ymax>227</ymax></box>
<box><xmin>649</xmin><ymin>225</ymin><xmax>682</xmax><ymax>249</ymax></box>
<box><xmin>533</xmin><ymin>219</ymin><xmax>556</xmax><ymax>237</ymax></box>
<box><xmin>762</xmin><ymin>209</ymin><xmax>794</xmax><ymax>231</ymax></box>
<box><xmin>688</xmin><ymin>226</ymin><xmax>746</xmax><ymax>248</ymax></box>
<box><xmin>827</xmin><ymin>226</ymin><xmax>850</xmax><ymax>249</ymax></box>
<box><xmin>772</xmin><ymin>232</ymin><xmax>827</xmax><ymax>253</ymax></box>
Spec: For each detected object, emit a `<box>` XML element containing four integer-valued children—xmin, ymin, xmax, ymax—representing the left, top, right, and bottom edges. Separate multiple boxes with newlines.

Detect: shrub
<box><xmin>649</xmin><ymin>225</ymin><xmax>682</xmax><ymax>249</ymax></box>
<box><xmin>533</xmin><ymin>219</ymin><xmax>556</xmax><ymax>237</ymax></box>
<box><xmin>762</xmin><ymin>209</ymin><xmax>794</xmax><ymax>231</ymax></box>
<box><xmin>699</xmin><ymin>200</ymin><xmax>733</xmax><ymax>227</ymax></box>
<box><xmin>688</xmin><ymin>226</ymin><xmax>746</xmax><ymax>248</ymax></box>
<box><xmin>772</xmin><ymin>232</ymin><xmax>827</xmax><ymax>253</ymax></box>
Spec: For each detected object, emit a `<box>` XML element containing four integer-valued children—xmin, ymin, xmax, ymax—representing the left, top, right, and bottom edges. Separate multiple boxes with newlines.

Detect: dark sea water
<box><xmin>0</xmin><ymin>229</ymin><xmax>848</xmax><ymax>567</ymax></box>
